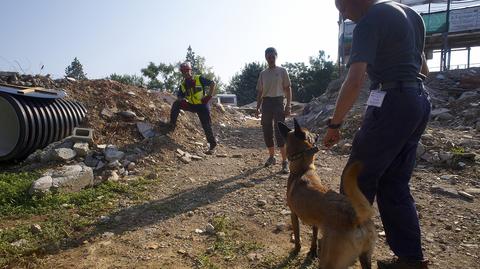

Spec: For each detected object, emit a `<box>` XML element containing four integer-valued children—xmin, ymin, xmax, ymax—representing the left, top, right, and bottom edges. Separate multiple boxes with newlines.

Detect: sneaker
<box><xmin>280</xmin><ymin>160</ymin><xmax>289</xmax><ymax>174</ymax></box>
<box><xmin>264</xmin><ymin>156</ymin><xmax>276</xmax><ymax>167</ymax></box>
<box><xmin>205</xmin><ymin>145</ymin><xmax>216</xmax><ymax>155</ymax></box>
<box><xmin>377</xmin><ymin>258</ymin><xmax>429</xmax><ymax>269</ymax></box>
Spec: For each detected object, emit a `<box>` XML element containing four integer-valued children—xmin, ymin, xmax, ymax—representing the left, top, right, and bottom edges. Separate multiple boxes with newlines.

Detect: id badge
<box><xmin>366</xmin><ymin>90</ymin><xmax>386</xmax><ymax>107</ymax></box>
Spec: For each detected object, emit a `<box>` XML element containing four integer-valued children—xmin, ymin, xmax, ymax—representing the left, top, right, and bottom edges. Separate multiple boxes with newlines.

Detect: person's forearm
<box><xmin>256</xmin><ymin>90</ymin><xmax>263</xmax><ymax>109</ymax></box>
<box><xmin>420</xmin><ymin>53</ymin><xmax>429</xmax><ymax>77</ymax></box>
<box><xmin>331</xmin><ymin>77</ymin><xmax>364</xmax><ymax>124</ymax></box>
<box><xmin>208</xmin><ymin>82</ymin><xmax>216</xmax><ymax>96</ymax></box>
<box><xmin>330</xmin><ymin>63</ymin><xmax>366</xmax><ymax>124</ymax></box>
<box><xmin>284</xmin><ymin>86</ymin><xmax>292</xmax><ymax>107</ymax></box>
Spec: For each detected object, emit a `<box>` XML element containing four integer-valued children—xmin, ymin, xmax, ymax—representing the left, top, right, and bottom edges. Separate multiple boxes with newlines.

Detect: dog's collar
<box><xmin>288</xmin><ymin>146</ymin><xmax>319</xmax><ymax>162</ymax></box>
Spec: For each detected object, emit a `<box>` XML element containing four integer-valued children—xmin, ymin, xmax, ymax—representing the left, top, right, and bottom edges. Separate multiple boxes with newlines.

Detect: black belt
<box><xmin>378</xmin><ymin>81</ymin><xmax>423</xmax><ymax>90</ymax></box>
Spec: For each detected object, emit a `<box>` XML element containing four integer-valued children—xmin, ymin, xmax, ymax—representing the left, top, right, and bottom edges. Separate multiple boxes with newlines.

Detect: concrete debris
<box><xmin>29</xmin><ymin>164</ymin><xmax>94</xmax><ymax>195</ymax></box>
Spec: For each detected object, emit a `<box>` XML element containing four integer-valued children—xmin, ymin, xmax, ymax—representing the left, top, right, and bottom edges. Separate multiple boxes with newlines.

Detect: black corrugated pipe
<box><xmin>0</xmin><ymin>93</ymin><xmax>87</xmax><ymax>161</ymax></box>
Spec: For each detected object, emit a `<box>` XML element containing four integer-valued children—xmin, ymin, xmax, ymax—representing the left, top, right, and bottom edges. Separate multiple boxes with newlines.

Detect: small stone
<box><xmin>205</xmin><ymin>223</ymin><xmax>215</xmax><ymax>234</ymax></box>
<box><xmin>10</xmin><ymin>239</ymin><xmax>28</xmax><ymax>247</ymax></box>
<box><xmin>458</xmin><ymin>191</ymin><xmax>474</xmax><ymax>200</ymax></box>
<box><xmin>216</xmin><ymin>153</ymin><xmax>228</xmax><ymax>158</ymax></box>
<box><xmin>107</xmin><ymin>171</ymin><xmax>120</xmax><ymax>182</ymax></box>
<box><xmin>53</xmin><ymin>148</ymin><xmax>77</xmax><ymax>161</ymax></box>
<box><xmin>119</xmin><ymin>110</ymin><xmax>137</xmax><ymax>119</ymax></box>
<box><xmin>177</xmin><ymin>249</ymin><xmax>187</xmax><ymax>255</ymax></box>
<box><xmin>180</xmin><ymin>156</ymin><xmax>191</xmax><ymax>164</ymax></box>
<box><xmin>195</xmin><ymin>229</ymin><xmax>204</xmax><ymax>234</ymax></box>
<box><xmin>280</xmin><ymin>209</ymin><xmax>291</xmax><ymax>216</ymax></box>
<box><xmin>191</xmin><ymin>155</ymin><xmax>203</xmax><ymax>160</ymax></box>
<box><xmin>30</xmin><ymin>224</ymin><xmax>42</xmax><ymax>234</ymax></box>
<box><xmin>275</xmin><ymin>222</ymin><xmax>287</xmax><ymax>232</ymax></box>
<box><xmin>73</xmin><ymin>142</ymin><xmax>89</xmax><ymax>157</ymax></box>
<box><xmin>247</xmin><ymin>253</ymin><xmax>259</xmax><ymax>261</ymax></box>
<box><xmin>430</xmin><ymin>185</ymin><xmax>459</xmax><ymax>197</ymax></box>
<box><xmin>465</xmin><ymin>188</ymin><xmax>480</xmax><ymax>194</ymax></box>
<box><xmin>127</xmin><ymin>162</ymin><xmax>136</xmax><ymax>170</ymax></box>
<box><xmin>379</xmin><ymin>231</ymin><xmax>386</xmax><ymax>237</ymax></box>
<box><xmin>107</xmin><ymin>160</ymin><xmax>121</xmax><ymax>169</ymax></box>
<box><xmin>257</xmin><ymin>199</ymin><xmax>267</xmax><ymax>207</ymax></box>
<box><xmin>102</xmin><ymin>232</ymin><xmax>115</xmax><ymax>238</ymax></box>
<box><xmin>145</xmin><ymin>242</ymin><xmax>159</xmax><ymax>250</ymax></box>
<box><xmin>99</xmin><ymin>215</ymin><xmax>110</xmax><ymax>223</ymax></box>
<box><xmin>242</xmin><ymin>182</ymin><xmax>255</xmax><ymax>188</ymax></box>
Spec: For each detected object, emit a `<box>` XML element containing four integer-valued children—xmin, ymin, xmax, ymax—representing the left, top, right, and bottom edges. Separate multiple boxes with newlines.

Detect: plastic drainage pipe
<box><xmin>0</xmin><ymin>93</ymin><xmax>87</xmax><ymax>161</ymax></box>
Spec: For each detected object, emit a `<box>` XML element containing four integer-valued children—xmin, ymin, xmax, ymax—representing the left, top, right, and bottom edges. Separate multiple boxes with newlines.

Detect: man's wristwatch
<box><xmin>326</xmin><ymin>118</ymin><xmax>342</xmax><ymax>129</ymax></box>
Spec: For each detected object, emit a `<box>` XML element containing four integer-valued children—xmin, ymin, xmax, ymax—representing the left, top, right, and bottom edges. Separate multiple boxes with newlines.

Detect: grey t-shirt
<box><xmin>348</xmin><ymin>1</ymin><xmax>425</xmax><ymax>83</ymax></box>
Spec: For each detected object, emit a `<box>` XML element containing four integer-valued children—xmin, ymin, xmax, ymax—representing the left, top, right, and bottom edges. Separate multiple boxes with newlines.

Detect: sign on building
<box><xmin>449</xmin><ymin>6</ymin><xmax>480</xmax><ymax>33</ymax></box>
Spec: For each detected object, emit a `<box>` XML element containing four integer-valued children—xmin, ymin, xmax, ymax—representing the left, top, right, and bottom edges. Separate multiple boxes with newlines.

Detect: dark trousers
<box><xmin>261</xmin><ymin>97</ymin><xmax>285</xmax><ymax>148</ymax></box>
<box><xmin>341</xmin><ymin>86</ymin><xmax>431</xmax><ymax>261</ymax></box>
<box><xmin>170</xmin><ymin>100</ymin><xmax>216</xmax><ymax>147</ymax></box>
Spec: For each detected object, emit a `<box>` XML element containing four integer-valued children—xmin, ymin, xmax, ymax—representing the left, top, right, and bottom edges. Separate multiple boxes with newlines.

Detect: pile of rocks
<box><xmin>0</xmin><ymin>71</ymin><xmax>63</xmax><ymax>89</ymax></box>
<box><xmin>25</xmin><ymin>136</ymin><xmax>142</xmax><ymax>195</ymax></box>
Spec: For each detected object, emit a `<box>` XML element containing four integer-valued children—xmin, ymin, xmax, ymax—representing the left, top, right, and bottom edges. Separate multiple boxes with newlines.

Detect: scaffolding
<box><xmin>338</xmin><ymin>0</ymin><xmax>480</xmax><ymax>72</ymax></box>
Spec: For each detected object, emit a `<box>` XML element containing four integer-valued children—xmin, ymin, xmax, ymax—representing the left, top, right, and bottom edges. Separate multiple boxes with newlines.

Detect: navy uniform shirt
<box><xmin>348</xmin><ymin>1</ymin><xmax>426</xmax><ymax>83</ymax></box>
<box><xmin>177</xmin><ymin>75</ymin><xmax>213</xmax><ymax>98</ymax></box>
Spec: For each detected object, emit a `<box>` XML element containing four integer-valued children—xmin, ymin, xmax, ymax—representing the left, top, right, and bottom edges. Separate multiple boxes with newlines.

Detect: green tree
<box><xmin>283</xmin><ymin>51</ymin><xmax>338</xmax><ymax>102</ymax></box>
<box><xmin>140</xmin><ymin>46</ymin><xmax>224</xmax><ymax>92</ymax></box>
<box><xmin>65</xmin><ymin>57</ymin><xmax>87</xmax><ymax>80</ymax></box>
<box><xmin>226</xmin><ymin>62</ymin><xmax>265</xmax><ymax>106</ymax></box>
<box><xmin>184</xmin><ymin>45</ymin><xmax>224</xmax><ymax>92</ymax></box>
<box><xmin>108</xmin><ymin>73</ymin><xmax>145</xmax><ymax>87</ymax></box>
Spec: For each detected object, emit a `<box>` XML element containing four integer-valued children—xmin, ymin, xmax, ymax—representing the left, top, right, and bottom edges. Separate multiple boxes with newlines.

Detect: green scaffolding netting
<box><xmin>422</xmin><ymin>11</ymin><xmax>448</xmax><ymax>34</ymax></box>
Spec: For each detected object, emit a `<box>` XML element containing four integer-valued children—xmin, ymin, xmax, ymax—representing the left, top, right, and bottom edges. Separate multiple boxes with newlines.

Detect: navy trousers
<box><xmin>341</xmin><ymin>86</ymin><xmax>431</xmax><ymax>261</ymax></box>
<box><xmin>170</xmin><ymin>100</ymin><xmax>216</xmax><ymax>147</ymax></box>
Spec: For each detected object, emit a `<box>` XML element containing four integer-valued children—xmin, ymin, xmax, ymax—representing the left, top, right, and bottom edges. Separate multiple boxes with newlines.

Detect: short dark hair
<box><xmin>265</xmin><ymin>47</ymin><xmax>277</xmax><ymax>56</ymax></box>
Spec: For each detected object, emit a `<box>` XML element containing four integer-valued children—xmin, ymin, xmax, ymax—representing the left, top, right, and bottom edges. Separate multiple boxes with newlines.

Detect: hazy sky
<box><xmin>0</xmin><ymin>0</ymin><xmax>340</xmax><ymax>84</ymax></box>
<box><xmin>1</xmin><ymin>0</ymin><xmax>478</xmax><ymax>84</ymax></box>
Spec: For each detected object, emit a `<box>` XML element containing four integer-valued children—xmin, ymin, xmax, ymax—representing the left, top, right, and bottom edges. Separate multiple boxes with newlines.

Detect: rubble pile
<box><xmin>297</xmin><ymin>68</ymin><xmax>480</xmax><ymax>167</ymax></box>
<box><xmin>298</xmin><ymin>68</ymin><xmax>480</xmax><ymax>136</ymax></box>
<box><xmin>1</xmin><ymin>72</ymin><xmax>250</xmax><ymax>192</ymax></box>
<box><xmin>0</xmin><ymin>71</ymin><xmax>60</xmax><ymax>88</ymax></box>
<box><xmin>425</xmin><ymin>68</ymin><xmax>480</xmax><ymax>129</ymax></box>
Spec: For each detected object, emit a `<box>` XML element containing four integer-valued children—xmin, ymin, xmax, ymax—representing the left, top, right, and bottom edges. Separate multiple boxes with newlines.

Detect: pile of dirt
<box><xmin>0</xmin><ymin>73</ymin><xmax>248</xmax><ymax>172</ymax></box>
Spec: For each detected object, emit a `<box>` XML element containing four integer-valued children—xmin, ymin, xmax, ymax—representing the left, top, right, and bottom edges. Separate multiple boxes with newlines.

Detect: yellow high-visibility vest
<box><xmin>180</xmin><ymin>75</ymin><xmax>205</xmax><ymax>104</ymax></box>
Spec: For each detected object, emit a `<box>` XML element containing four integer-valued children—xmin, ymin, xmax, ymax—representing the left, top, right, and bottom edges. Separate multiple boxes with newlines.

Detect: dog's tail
<box><xmin>342</xmin><ymin>161</ymin><xmax>373</xmax><ymax>224</ymax></box>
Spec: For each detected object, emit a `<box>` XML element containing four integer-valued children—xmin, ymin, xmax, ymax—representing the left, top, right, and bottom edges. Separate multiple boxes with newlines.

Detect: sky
<box><xmin>1</xmin><ymin>0</ymin><xmax>479</xmax><ymax>85</ymax></box>
<box><xmin>0</xmin><ymin>0</ymin><xmax>340</xmax><ymax>84</ymax></box>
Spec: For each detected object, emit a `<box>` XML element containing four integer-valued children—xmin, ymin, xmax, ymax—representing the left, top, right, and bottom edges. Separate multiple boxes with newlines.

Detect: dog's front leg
<box><xmin>291</xmin><ymin>213</ymin><xmax>301</xmax><ymax>253</ymax></box>
<box><xmin>308</xmin><ymin>225</ymin><xmax>318</xmax><ymax>258</ymax></box>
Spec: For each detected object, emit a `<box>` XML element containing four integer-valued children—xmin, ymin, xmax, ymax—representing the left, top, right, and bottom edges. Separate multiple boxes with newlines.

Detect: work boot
<box><xmin>280</xmin><ymin>160</ymin><xmax>289</xmax><ymax>174</ymax></box>
<box><xmin>164</xmin><ymin>123</ymin><xmax>175</xmax><ymax>134</ymax></box>
<box><xmin>377</xmin><ymin>258</ymin><xmax>429</xmax><ymax>269</ymax></box>
<box><xmin>264</xmin><ymin>156</ymin><xmax>276</xmax><ymax>167</ymax></box>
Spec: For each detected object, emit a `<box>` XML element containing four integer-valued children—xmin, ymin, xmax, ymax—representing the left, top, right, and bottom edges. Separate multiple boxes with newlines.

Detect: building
<box><xmin>338</xmin><ymin>0</ymin><xmax>480</xmax><ymax>72</ymax></box>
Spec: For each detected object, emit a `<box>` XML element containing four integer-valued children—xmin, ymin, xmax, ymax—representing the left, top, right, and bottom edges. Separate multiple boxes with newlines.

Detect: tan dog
<box><xmin>278</xmin><ymin>119</ymin><xmax>376</xmax><ymax>269</ymax></box>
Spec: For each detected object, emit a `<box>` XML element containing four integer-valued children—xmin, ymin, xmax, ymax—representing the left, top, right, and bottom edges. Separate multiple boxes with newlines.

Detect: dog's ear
<box><xmin>293</xmin><ymin>118</ymin><xmax>306</xmax><ymax>140</ymax></box>
<box><xmin>277</xmin><ymin>121</ymin><xmax>291</xmax><ymax>139</ymax></box>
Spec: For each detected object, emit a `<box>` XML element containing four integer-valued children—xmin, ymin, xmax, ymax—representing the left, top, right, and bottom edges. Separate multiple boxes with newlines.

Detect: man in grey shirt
<box><xmin>256</xmin><ymin>47</ymin><xmax>292</xmax><ymax>174</ymax></box>
<box><xmin>323</xmin><ymin>1</ymin><xmax>430</xmax><ymax>268</ymax></box>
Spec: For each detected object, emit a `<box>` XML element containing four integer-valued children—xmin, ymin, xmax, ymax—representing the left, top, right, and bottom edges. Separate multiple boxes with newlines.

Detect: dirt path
<box><xmin>33</xmin><ymin>119</ymin><xmax>479</xmax><ymax>269</ymax></box>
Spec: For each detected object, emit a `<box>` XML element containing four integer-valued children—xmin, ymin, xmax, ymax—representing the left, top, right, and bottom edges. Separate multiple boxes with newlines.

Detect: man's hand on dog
<box><xmin>323</xmin><ymin>128</ymin><xmax>341</xmax><ymax>148</ymax></box>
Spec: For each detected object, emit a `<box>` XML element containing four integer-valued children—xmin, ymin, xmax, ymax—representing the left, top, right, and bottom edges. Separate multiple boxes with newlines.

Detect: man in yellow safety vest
<box><xmin>167</xmin><ymin>62</ymin><xmax>217</xmax><ymax>154</ymax></box>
